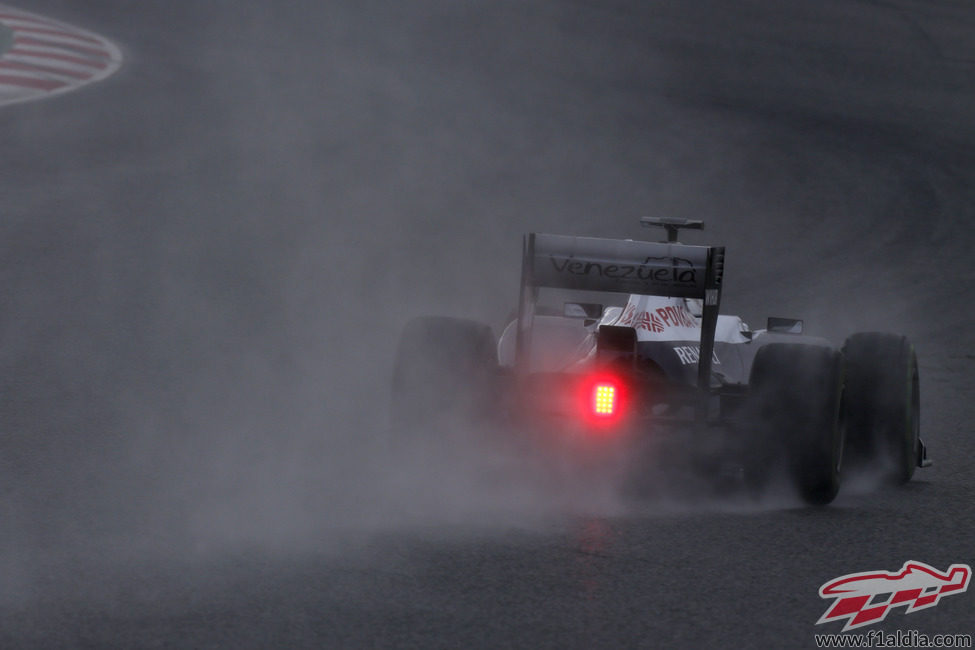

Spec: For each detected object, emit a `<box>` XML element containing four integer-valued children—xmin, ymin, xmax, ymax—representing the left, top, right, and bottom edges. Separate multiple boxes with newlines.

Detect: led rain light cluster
<box><xmin>593</xmin><ymin>384</ymin><xmax>616</xmax><ymax>415</ymax></box>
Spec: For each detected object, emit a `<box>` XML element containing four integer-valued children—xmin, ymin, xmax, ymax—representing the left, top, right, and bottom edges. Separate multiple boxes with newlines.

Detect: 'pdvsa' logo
<box><xmin>817</xmin><ymin>561</ymin><xmax>971</xmax><ymax>631</ymax></box>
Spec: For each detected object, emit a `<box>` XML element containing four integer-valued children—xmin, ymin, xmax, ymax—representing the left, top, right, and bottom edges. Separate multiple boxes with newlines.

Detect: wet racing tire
<box><xmin>841</xmin><ymin>333</ymin><xmax>920</xmax><ymax>484</ymax></box>
<box><xmin>749</xmin><ymin>343</ymin><xmax>845</xmax><ymax>505</ymax></box>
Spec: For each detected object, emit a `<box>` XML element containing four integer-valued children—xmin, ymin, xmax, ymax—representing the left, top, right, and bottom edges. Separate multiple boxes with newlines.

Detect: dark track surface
<box><xmin>1</xmin><ymin>1</ymin><xmax>974</xmax><ymax>647</ymax></box>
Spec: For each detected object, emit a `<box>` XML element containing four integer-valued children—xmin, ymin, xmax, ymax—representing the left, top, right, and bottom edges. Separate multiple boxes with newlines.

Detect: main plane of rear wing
<box><xmin>528</xmin><ymin>233</ymin><xmax>719</xmax><ymax>298</ymax></box>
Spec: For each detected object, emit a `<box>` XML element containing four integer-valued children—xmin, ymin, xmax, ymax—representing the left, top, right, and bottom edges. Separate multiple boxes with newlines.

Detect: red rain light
<box><xmin>592</xmin><ymin>382</ymin><xmax>617</xmax><ymax>417</ymax></box>
<box><xmin>580</xmin><ymin>374</ymin><xmax>626</xmax><ymax>427</ymax></box>
<box><xmin>572</xmin><ymin>372</ymin><xmax>629</xmax><ymax>429</ymax></box>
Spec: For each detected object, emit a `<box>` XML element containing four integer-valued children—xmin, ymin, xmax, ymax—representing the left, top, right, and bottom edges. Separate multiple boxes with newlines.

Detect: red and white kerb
<box><xmin>0</xmin><ymin>4</ymin><xmax>122</xmax><ymax>106</ymax></box>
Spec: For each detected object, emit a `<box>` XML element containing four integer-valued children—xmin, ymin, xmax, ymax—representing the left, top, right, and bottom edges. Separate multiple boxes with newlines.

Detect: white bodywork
<box><xmin>601</xmin><ymin>295</ymin><xmax>750</xmax><ymax>344</ymax></box>
<box><xmin>497</xmin><ymin>295</ymin><xmax>751</xmax><ymax>370</ymax></box>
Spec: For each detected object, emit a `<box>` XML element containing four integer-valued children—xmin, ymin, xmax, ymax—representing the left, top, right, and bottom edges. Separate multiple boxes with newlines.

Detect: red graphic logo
<box><xmin>817</xmin><ymin>561</ymin><xmax>971</xmax><ymax>631</ymax></box>
<box><xmin>618</xmin><ymin>303</ymin><xmax>696</xmax><ymax>333</ymax></box>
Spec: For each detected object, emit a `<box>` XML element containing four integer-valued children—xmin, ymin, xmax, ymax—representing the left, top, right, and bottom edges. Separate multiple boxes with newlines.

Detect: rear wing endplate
<box><xmin>516</xmin><ymin>233</ymin><xmax>725</xmax><ymax>393</ymax></box>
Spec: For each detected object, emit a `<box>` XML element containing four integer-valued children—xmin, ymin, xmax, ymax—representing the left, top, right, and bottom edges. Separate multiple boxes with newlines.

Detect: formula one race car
<box><xmin>391</xmin><ymin>218</ymin><xmax>930</xmax><ymax>505</ymax></box>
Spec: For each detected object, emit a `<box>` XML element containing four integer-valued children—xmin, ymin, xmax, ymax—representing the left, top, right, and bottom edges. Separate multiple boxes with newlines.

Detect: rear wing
<box><xmin>516</xmin><ymin>233</ymin><xmax>725</xmax><ymax>392</ymax></box>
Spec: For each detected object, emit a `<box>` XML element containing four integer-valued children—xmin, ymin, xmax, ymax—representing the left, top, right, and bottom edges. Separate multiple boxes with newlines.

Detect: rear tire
<box><xmin>748</xmin><ymin>343</ymin><xmax>845</xmax><ymax>505</ymax></box>
<box><xmin>390</xmin><ymin>316</ymin><xmax>497</xmax><ymax>430</ymax></box>
<box><xmin>841</xmin><ymin>333</ymin><xmax>919</xmax><ymax>484</ymax></box>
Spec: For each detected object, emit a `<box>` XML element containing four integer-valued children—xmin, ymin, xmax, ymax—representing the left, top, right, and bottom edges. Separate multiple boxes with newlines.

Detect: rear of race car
<box><xmin>491</xmin><ymin>230</ymin><xmax>737</xmax><ymax>474</ymax></box>
<box><xmin>389</xmin><ymin>221</ymin><xmax>929</xmax><ymax>505</ymax></box>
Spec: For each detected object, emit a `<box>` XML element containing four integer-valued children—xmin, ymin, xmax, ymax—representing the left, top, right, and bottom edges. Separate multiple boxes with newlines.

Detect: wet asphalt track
<box><xmin>1</xmin><ymin>1</ymin><xmax>974</xmax><ymax>647</ymax></box>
